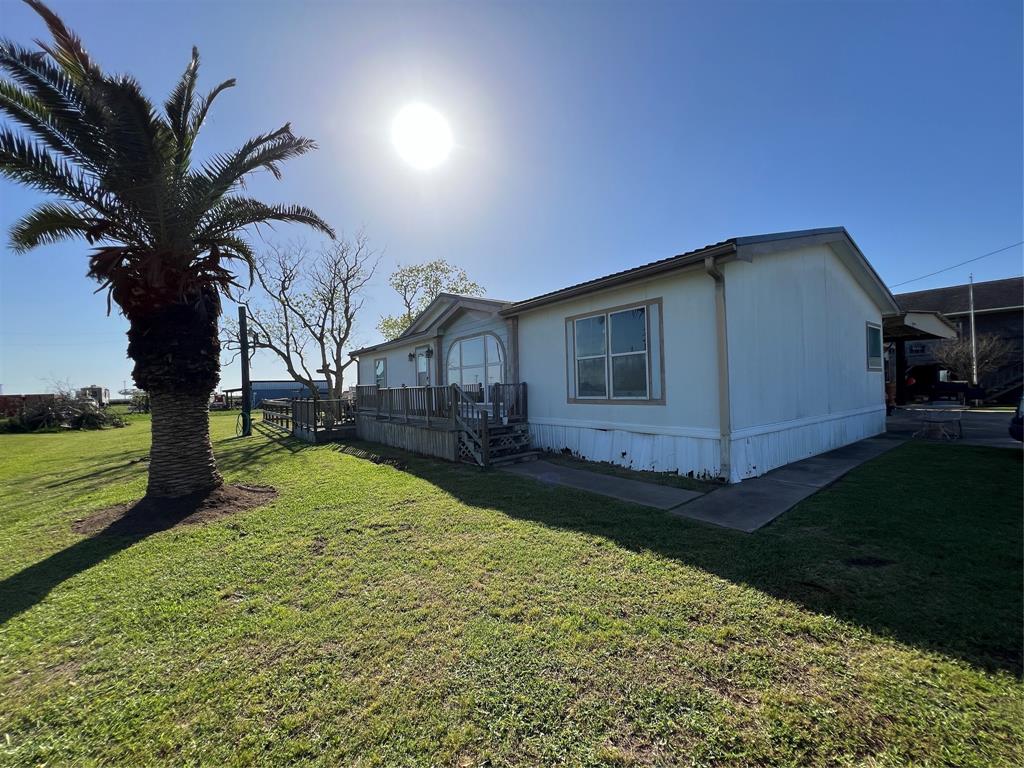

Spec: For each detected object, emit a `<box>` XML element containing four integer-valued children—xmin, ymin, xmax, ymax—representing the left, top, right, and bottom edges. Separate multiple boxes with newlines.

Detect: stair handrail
<box><xmin>450</xmin><ymin>383</ymin><xmax>489</xmax><ymax>466</ymax></box>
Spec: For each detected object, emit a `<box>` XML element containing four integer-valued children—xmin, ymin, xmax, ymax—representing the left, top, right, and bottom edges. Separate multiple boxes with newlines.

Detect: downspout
<box><xmin>704</xmin><ymin>255</ymin><xmax>732</xmax><ymax>482</ymax></box>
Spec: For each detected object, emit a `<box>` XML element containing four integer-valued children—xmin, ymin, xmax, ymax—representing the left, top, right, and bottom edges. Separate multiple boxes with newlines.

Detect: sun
<box><xmin>391</xmin><ymin>103</ymin><xmax>453</xmax><ymax>171</ymax></box>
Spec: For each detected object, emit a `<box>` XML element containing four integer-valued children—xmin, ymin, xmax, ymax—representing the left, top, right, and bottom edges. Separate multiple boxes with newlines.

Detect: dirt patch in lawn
<box><xmin>72</xmin><ymin>484</ymin><xmax>278</xmax><ymax>537</ymax></box>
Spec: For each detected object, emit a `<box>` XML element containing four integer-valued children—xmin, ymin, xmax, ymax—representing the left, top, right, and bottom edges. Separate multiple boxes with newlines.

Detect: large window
<box><xmin>374</xmin><ymin>358</ymin><xmax>386</xmax><ymax>388</ymax></box>
<box><xmin>568</xmin><ymin>302</ymin><xmax>662</xmax><ymax>402</ymax></box>
<box><xmin>447</xmin><ymin>335</ymin><xmax>504</xmax><ymax>393</ymax></box>
<box><xmin>866</xmin><ymin>322</ymin><xmax>882</xmax><ymax>371</ymax></box>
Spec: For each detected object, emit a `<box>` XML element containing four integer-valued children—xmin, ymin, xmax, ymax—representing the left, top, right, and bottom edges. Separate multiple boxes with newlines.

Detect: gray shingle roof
<box><xmin>895</xmin><ymin>277</ymin><xmax>1023</xmax><ymax>315</ymax></box>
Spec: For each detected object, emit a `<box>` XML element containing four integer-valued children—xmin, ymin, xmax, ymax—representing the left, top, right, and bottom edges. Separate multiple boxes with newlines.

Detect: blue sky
<box><xmin>1</xmin><ymin>0</ymin><xmax>1021</xmax><ymax>394</ymax></box>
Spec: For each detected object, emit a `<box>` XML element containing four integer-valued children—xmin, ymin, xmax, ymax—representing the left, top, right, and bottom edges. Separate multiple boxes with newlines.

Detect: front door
<box><xmin>415</xmin><ymin>346</ymin><xmax>431</xmax><ymax>386</ymax></box>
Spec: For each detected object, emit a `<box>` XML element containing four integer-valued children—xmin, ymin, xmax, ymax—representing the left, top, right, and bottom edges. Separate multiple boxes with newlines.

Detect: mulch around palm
<box><xmin>72</xmin><ymin>484</ymin><xmax>278</xmax><ymax>536</ymax></box>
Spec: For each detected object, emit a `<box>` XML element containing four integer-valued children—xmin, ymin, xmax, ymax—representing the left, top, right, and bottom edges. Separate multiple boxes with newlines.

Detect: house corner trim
<box><xmin>704</xmin><ymin>255</ymin><xmax>732</xmax><ymax>481</ymax></box>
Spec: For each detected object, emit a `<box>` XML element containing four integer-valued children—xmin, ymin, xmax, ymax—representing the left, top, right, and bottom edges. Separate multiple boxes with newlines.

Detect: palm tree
<box><xmin>0</xmin><ymin>0</ymin><xmax>334</xmax><ymax>498</ymax></box>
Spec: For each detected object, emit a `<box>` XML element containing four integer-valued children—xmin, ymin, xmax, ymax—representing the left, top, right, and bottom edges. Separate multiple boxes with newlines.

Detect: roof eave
<box><xmin>500</xmin><ymin>241</ymin><xmax>738</xmax><ymax>316</ymax></box>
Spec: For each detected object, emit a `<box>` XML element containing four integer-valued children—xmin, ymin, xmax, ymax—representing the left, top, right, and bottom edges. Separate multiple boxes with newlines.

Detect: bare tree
<box><xmin>225</xmin><ymin>235</ymin><xmax>380</xmax><ymax>400</ymax></box>
<box><xmin>932</xmin><ymin>334</ymin><xmax>1014</xmax><ymax>384</ymax></box>
<box><xmin>377</xmin><ymin>259</ymin><xmax>484</xmax><ymax>340</ymax></box>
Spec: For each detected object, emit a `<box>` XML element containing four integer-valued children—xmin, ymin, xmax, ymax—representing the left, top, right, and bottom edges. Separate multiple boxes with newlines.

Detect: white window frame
<box><xmin>866</xmin><ymin>322</ymin><xmax>883</xmax><ymax>371</ymax></box>
<box><xmin>572</xmin><ymin>304</ymin><xmax>650</xmax><ymax>401</ymax></box>
<box><xmin>573</xmin><ymin>314</ymin><xmax>608</xmax><ymax>399</ymax></box>
<box><xmin>373</xmin><ymin>357</ymin><xmax>387</xmax><ymax>388</ymax></box>
<box><xmin>446</xmin><ymin>334</ymin><xmax>504</xmax><ymax>397</ymax></box>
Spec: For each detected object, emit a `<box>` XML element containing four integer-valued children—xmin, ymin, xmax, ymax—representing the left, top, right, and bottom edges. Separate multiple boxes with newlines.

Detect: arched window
<box><xmin>447</xmin><ymin>334</ymin><xmax>504</xmax><ymax>394</ymax></box>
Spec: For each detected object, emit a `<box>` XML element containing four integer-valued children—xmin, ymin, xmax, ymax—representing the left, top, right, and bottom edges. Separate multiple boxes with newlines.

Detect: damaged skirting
<box><xmin>527</xmin><ymin>422</ymin><xmax>722</xmax><ymax>481</ymax></box>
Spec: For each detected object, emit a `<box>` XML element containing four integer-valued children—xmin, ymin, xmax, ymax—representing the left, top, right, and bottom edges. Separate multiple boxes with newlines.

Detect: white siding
<box><xmin>724</xmin><ymin>244</ymin><xmax>886</xmax><ymax>481</ymax></box>
<box><xmin>516</xmin><ymin>270</ymin><xmax>722</xmax><ymax>478</ymax></box>
<box><xmin>356</xmin><ymin>341</ymin><xmax>424</xmax><ymax>388</ymax></box>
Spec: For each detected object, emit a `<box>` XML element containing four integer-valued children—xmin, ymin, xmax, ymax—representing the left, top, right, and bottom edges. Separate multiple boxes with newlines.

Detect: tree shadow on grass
<box><xmin>340</xmin><ymin>440</ymin><xmax>1023</xmax><ymax>676</ymax></box>
<box><xmin>215</xmin><ymin>424</ymin><xmax>316</xmax><ymax>476</ymax></box>
<box><xmin>0</xmin><ymin>485</ymin><xmax>276</xmax><ymax>626</ymax></box>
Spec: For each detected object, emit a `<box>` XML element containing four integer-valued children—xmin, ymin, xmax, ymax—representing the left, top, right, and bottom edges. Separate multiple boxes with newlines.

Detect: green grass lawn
<box><xmin>1</xmin><ymin>413</ymin><xmax>1021</xmax><ymax>767</ymax></box>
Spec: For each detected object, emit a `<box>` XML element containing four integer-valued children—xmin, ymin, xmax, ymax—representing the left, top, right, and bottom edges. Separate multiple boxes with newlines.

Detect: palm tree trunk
<box><xmin>126</xmin><ymin>287</ymin><xmax>225</xmax><ymax>499</ymax></box>
<box><xmin>147</xmin><ymin>391</ymin><xmax>222</xmax><ymax>497</ymax></box>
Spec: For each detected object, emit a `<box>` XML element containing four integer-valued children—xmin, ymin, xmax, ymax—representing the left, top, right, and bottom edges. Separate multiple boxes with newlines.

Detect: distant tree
<box><xmin>933</xmin><ymin>334</ymin><xmax>1014</xmax><ymax>385</ymax></box>
<box><xmin>0</xmin><ymin>1</ymin><xmax>332</xmax><ymax>497</ymax></box>
<box><xmin>224</xmin><ymin>236</ymin><xmax>379</xmax><ymax>400</ymax></box>
<box><xmin>377</xmin><ymin>259</ymin><xmax>484</xmax><ymax>340</ymax></box>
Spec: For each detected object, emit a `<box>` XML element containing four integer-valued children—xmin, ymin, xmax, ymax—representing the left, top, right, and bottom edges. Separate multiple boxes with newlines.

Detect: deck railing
<box><xmin>291</xmin><ymin>398</ymin><xmax>356</xmax><ymax>433</ymax></box>
<box><xmin>261</xmin><ymin>398</ymin><xmax>292</xmax><ymax>431</ymax></box>
<box><xmin>355</xmin><ymin>382</ymin><xmax>527</xmax><ymax>428</ymax></box>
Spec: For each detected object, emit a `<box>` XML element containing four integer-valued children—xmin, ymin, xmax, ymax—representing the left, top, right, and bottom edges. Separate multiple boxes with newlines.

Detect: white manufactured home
<box><xmin>351</xmin><ymin>227</ymin><xmax>900</xmax><ymax>483</ymax></box>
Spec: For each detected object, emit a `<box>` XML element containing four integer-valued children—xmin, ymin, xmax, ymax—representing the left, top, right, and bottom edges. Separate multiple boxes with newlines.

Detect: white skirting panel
<box><xmin>528</xmin><ymin>423</ymin><xmax>722</xmax><ymax>481</ymax></box>
<box><xmin>728</xmin><ymin>407</ymin><xmax>886</xmax><ymax>482</ymax></box>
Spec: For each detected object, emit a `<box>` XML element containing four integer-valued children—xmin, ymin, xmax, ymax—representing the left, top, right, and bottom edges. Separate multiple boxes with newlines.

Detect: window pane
<box><xmin>374</xmin><ymin>359</ymin><xmax>386</xmax><ymax>387</ymax></box>
<box><xmin>575</xmin><ymin>316</ymin><xmax>606</xmax><ymax>358</ymax></box>
<box><xmin>577</xmin><ymin>357</ymin><xmax>607</xmax><ymax>397</ymax></box>
<box><xmin>612</xmin><ymin>353</ymin><xmax>647</xmax><ymax>397</ymax></box>
<box><xmin>610</xmin><ymin>307</ymin><xmax>646</xmax><ymax>354</ymax></box>
<box><xmin>487</xmin><ymin>363</ymin><xmax>502</xmax><ymax>386</ymax></box>
<box><xmin>461</xmin><ymin>337</ymin><xmax>485</xmax><ymax>367</ymax></box>
<box><xmin>462</xmin><ymin>366</ymin><xmax>485</xmax><ymax>388</ymax></box>
<box><xmin>416</xmin><ymin>349</ymin><xmax>428</xmax><ymax>373</ymax></box>
<box><xmin>486</xmin><ymin>335</ymin><xmax>501</xmax><ymax>365</ymax></box>
<box><xmin>867</xmin><ymin>326</ymin><xmax>882</xmax><ymax>358</ymax></box>
<box><xmin>447</xmin><ymin>366</ymin><xmax>459</xmax><ymax>385</ymax></box>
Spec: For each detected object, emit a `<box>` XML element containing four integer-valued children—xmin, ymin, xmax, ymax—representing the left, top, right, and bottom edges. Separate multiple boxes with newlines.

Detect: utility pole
<box><xmin>968</xmin><ymin>273</ymin><xmax>978</xmax><ymax>387</ymax></box>
<box><xmin>239</xmin><ymin>305</ymin><xmax>252</xmax><ymax>436</ymax></box>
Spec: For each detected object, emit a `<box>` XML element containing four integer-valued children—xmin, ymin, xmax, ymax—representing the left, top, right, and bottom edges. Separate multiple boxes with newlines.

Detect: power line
<box><xmin>889</xmin><ymin>241</ymin><xmax>1023</xmax><ymax>289</ymax></box>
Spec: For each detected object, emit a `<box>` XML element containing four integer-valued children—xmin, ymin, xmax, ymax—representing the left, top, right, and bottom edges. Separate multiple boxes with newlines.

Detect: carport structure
<box><xmin>883</xmin><ymin>311</ymin><xmax>957</xmax><ymax>404</ymax></box>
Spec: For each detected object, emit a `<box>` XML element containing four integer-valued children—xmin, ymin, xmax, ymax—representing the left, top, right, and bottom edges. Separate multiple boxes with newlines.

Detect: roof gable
<box><xmin>351</xmin><ymin>294</ymin><xmax>509</xmax><ymax>357</ymax></box>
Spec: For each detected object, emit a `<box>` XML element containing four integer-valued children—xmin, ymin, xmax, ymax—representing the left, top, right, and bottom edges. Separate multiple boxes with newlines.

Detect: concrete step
<box><xmin>489</xmin><ymin>451</ymin><xmax>540</xmax><ymax>467</ymax></box>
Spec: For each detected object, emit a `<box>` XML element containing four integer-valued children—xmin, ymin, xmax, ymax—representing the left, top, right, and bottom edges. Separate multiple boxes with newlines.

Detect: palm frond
<box><xmin>0</xmin><ymin>41</ymin><xmax>107</xmax><ymax>166</ymax></box>
<box><xmin>0</xmin><ymin>125</ymin><xmax>105</xmax><ymax>205</ymax></box>
<box><xmin>200</xmin><ymin>125</ymin><xmax>317</xmax><ymax>201</ymax></box>
<box><xmin>164</xmin><ymin>46</ymin><xmax>199</xmax><ymax>170</ymax></box>
<box><xmin>23</xmin><ymin>0</ymin><xmax>100</xmax><ymax>83</ymax></box>
<box><xmin>0</xmin><ymin>77</ymin><xmax>83</xmax><ymax>160</ymax></box>
<box><xmin>198</xmin><ymin>196</ymin><xmax>335</xmax><ymax>240</ymax></box>
<box><xmin>5</xmin><ymin>0</ymin><xmax>333</xmax><ymax>301</ymax></box>
<box><xmin>188</xmin><ymin>77</ymin><xmax>234</xmax><ymax>138</ymax></box>
<box><xmin>9</xmin><ymin>200</ymin><xmax>102</xmax><ymax>252</ymax></box>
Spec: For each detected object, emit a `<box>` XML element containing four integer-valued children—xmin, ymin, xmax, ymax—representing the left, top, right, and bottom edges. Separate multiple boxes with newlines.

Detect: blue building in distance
<box><xmin>249</xmin><ymin>379</ymin><xmax>328</xmax><ymax>407</ymax></box>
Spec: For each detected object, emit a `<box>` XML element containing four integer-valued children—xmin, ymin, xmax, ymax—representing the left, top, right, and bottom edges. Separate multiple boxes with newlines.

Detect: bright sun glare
<box><xmin>391</xmin><ymin>103</ymin><xmax>453</xmax><ymax>171</ymax></box>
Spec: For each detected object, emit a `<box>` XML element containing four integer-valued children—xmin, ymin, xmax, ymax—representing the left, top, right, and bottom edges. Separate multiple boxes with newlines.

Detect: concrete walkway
<box><xmin>886</xmin><ymin>408</ymin><xmax>1021</xmax><ymax>449</ymax></box>
<box><xmin>501</xmin><ymin>459</ymin><xmax>704</xmax><ymax>510</ymax></box>
<box><xmin>670</xmin><ymin>434</ymin><xmax>905</xmax><ymax>532</ymax></box>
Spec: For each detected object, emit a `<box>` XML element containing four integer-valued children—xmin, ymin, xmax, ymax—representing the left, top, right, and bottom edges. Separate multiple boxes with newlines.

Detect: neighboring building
<box><xmin>77</xmin><ymin>385</ymin><xmax>110</xmax><ymax>406</ymax></box>
<box><xmin>248</xmin><ymin>379</ymin><xmax>328</xmax><ymax>407</ymax></box>
<box><xmin>893</xmin><ymin>277</ymin><xmax>1023</xmax><ymax>403</ymax></box>
<box><xmin>353</xmin><ymin>227</ymin><xmax>900</xmax><ymax>483</ymax></box>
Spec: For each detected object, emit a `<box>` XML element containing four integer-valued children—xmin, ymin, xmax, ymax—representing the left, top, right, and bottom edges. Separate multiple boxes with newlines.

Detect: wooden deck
<box><xmin>354</xmin><ymin>383</ymin><xmax>533</xmax><ymax>466</ymax></box>
<box><xmin>355</xmin><ymin>414</ymin><xmax>459</xmax><ymax>461</ymax></box>
<box><xmin>263</xmin><ymin>385</ymin><xmax>534</xmax><ymax>466</ymax></box>
<box><xmin>262</xmin><ymin>398</ymin><xmax>356</xmax><ymax>444</ymax></box>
